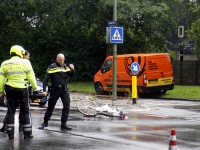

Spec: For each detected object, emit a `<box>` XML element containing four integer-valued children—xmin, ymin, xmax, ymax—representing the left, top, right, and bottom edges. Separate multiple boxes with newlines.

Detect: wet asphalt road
<box><xmin>0</xmin><ymin>94</ymin><xmax>200</xmax><ymax>150</ymax></box>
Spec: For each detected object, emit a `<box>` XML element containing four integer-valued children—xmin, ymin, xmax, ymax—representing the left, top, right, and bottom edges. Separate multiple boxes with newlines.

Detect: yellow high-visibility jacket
<box><xmin>0</xmin><ymin>56</ymin><xmax>38</xmax><ymax>96</ymax></box>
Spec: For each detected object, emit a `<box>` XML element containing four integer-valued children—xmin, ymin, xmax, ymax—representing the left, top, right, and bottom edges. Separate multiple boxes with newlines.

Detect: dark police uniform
<box><xmin>42</xmin><ymin>62</ymin><xmax>74</xmax><ymax>128</ymax></box>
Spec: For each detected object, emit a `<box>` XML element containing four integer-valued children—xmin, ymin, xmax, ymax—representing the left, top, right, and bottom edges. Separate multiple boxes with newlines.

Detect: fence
<box><xmin>172</xmin><ymin>60</ymin><xmax>200</xmax><ymax>85</ymax></box>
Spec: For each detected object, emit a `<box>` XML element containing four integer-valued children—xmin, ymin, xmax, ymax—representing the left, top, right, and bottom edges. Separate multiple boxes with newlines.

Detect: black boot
<box><xmin>41</xmin><ymin>121</ymin><xmax>48</xmax><ymax>127</ymax></box>
<box><xmin>60</xmin><ymin>124</ymin><xmax>72</xmax><ymax>131</ymax></box>
<box><xmin>24</xmin><ymin>133</ymin><xmax>33</xmax><ymax>139</ymax></box>
<box><xmin>39</xmin><ymin>121</ymin><xmax>48</xmax><ymax>130</ymax></box>
<box><xmin>8</xmin><ymin>134</ymin><xmax>14</xmax><ymax>139</ymax></box>
<box><xmin>0</xmin><ymin>124</ymin><xmax>7</xmax><ymax>133</ymax></box>
<box><xmin>19</xmin><ymin>123</ymin><xmax>23</xmax><ymax>132</ymax></box>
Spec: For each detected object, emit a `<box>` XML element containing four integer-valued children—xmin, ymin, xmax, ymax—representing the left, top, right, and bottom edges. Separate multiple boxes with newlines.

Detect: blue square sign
<box><xmin>110</xmin><ymin>27</ymin><xmax>123</xmax><ymax>43</ymax></box>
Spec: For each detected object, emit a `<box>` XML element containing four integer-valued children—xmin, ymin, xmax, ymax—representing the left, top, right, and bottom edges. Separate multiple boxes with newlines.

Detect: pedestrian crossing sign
<box><xmin>110</xmin><ymin>27</ymin><xmax>123</xmax><ymax>43</ymax></box>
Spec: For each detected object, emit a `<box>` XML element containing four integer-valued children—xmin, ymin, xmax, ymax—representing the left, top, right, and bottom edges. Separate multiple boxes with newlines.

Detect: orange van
<box><xmin>94</xmin><ymin>53</ymin><xmax>174</xmax><ymax>95</ymax></box>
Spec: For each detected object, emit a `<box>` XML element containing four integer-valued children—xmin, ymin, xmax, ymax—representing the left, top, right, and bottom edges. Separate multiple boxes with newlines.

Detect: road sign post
<box><xmin>131</xmin><ymin>62</ymin><xmax>140</xmax><ymax>104</ymax></box>
<box><xmin>112</xmin><ymin>0</ymin><xmax>117</xmax><ymax>102</ymax></box>
<box><xmin>109</xmin><ymin>27</ymin><xmax>123</xmax><ymax>101</ymax></box>
<box><xmin>106</xmin><ymin>0</ymin><xmax>124</xmax><ymax>102</ymax></box>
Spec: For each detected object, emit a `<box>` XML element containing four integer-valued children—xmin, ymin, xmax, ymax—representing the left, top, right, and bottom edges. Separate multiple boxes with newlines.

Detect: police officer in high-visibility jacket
<box><xmin>0</xmin><ymin>45</ymin><xmax>38</xmax><ymax>139</ymax></box>
<box><xmin>0</xmin><ymin>50</ymin><xmax>31</xmax><ymax>133</ymax></box>
<box><xmin>39</xmin><ymin>53</ymin><xmax>74</xmax><ymax>130</ymax></box>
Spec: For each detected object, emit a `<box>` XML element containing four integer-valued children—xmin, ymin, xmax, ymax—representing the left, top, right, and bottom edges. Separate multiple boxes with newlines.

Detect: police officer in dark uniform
<box><xmin>39</xmin><ymin>53</ymin><xmax>74</xmax><ymax>130</ymax></box>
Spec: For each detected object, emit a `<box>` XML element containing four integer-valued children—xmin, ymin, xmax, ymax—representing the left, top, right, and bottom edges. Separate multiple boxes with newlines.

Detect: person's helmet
<box><xmin>10</xmin><ymin>45</ymin><xmax>25</xmax><ymax>58</ymax></box>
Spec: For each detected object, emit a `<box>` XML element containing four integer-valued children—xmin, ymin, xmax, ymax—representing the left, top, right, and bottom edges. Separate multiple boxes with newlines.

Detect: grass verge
<box><xmin>68</xmin><ymin>81</ymin><xmax>95</xmax><ymax>93</ymax></box>
<box><xmin>159</xmin><ymin>85</ymin><xmax>200</xmax><ymax>100</ymax></box>
<box><xmin>68</xmin><ymin>82</ymin><xmax>200</xmax><ymax>100</ymax></box>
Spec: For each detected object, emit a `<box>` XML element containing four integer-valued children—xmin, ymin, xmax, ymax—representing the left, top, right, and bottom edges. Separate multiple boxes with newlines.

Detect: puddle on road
<box><xmin>174</xmin><ymin>105</ymin><xmax>200</xmax><ymax>112</ymax></box>
<box><xmin>118</xmin><ymin>103</ymin><xmax>154</xmax><ymax>113</ymax></box>
<box><xmin>119</xmin><ymin>133</ymin><xmax>167</xmax><ymax>143</ymax></box>
<box><xmin>127</xmin><ymin>113</ymin><xmax>171</xmax><ymax>120</ymax></box>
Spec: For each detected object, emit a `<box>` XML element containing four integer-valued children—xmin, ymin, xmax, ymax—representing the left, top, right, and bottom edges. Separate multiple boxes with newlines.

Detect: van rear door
<box><xmin>145</xmin><ymin>54</ymin><xmax>173</xmax><ymax>87</ymax></box>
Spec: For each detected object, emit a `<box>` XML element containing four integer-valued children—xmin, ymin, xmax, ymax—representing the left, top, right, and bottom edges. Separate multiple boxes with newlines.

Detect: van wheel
<box><xmin>160</xmin><ymin>90</ymin><xmax>166</xmax><ymax>94</ymax></box>
<box><xmin>95</xmin><ymin>83</ymin><xmax>104</xmax><ymax>95</ymax></box>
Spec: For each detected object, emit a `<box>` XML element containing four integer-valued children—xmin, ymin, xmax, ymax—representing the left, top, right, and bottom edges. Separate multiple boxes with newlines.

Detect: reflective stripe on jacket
<box><xmin>47</xmin><ymin>66</ymin><xmax>71</xmax><ymax>73</ymax></box>
<box><xmin>0</xmin><ymin>56</ymin><xmax>38</xmax><ymax>94</ymax></box>
<box><xmin>42</xmin><ymin>62</ymin><xmax>74</xmax><ymax>92</ymax></box>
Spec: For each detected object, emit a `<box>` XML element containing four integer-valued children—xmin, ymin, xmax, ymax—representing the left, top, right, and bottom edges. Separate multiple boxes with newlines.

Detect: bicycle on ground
<box><xmin>77</xmin><ymin>99</ymin><xmax>126</xmax><ymax>119</ymax></box>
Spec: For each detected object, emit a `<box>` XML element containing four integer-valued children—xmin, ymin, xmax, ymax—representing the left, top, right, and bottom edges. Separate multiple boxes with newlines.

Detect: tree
<box><xmin>0</xmin><ymin>0</ymin><xmax>181</xmax><ymax>81</ymax></box>
<box><xmin>0</xmin><ymin>0</ymin><xmax>32</xmax><ymax>60</ymax></box>
<box><xmin>187</xmin><ymin>4</ymin><xmax>200</xmax><ymax>60</ymax></box>
<box><xmin>184</xmin><ymin>0</ymin><xmax>200</xmax><ymax>60</ymax></box>
<box><xmin>118</xmin><ymin>0</ymin><xmax>177</xmax><ymax>53</ymax></box>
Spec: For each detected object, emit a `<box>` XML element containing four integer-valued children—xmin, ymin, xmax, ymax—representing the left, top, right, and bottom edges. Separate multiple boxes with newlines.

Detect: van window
<box><xmin>101</xmin><ymin>59</ymin><xmax>112</xmax><ymax>73</ymax></box>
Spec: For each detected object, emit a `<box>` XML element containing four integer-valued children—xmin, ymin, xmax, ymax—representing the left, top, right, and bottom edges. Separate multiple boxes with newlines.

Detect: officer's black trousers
<box><xmin>5</xmin><ymin>85</ymin><xmax>32</xmax><ymax>135</ymax></box>
<box><xmin>2</xmin><ymin>106</ymin><xmax>23</xmax><ymax>127</ymax></box>
<box><xmin>44</xmin><ymin>88</ymin><xmax>70</xmax><ymax>124</ymax></box>
<box><xmin>3</xmin><ymin>110</ymin><xmax>23</xmax><ymax>126</ymax></box>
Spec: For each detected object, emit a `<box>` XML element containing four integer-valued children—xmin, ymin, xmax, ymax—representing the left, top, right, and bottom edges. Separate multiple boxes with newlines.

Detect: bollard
<box><xmin>132</xmin><ymin>76</ymin><xmax>137</xmax><ymax>104</ymax></box>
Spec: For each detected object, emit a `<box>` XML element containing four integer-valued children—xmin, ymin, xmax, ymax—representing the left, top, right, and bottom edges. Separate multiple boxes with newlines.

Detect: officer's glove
<box><xmin>32</xmin><ymin>91</ymin><xmax>38</xmax><ymax>100</ymax></box>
